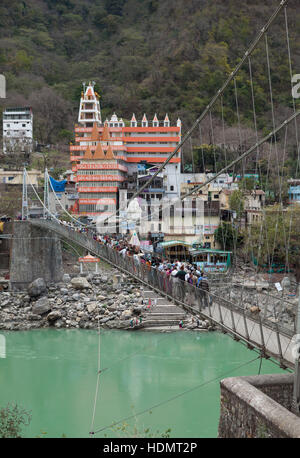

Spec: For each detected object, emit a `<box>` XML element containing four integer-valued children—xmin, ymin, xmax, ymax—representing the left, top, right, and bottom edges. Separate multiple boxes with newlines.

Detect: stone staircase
<box><xmin>141</xmin><ymin>289</ymin><xmax>187</xmax><ymax>331</ymax></box>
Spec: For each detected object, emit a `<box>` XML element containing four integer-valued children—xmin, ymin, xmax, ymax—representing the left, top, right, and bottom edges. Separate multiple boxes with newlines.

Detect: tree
<box><xmin>214</xmin><ymin>222</ymin><xmax>241</xmax><ymax>250</ymax></box>
<box><xmin>28</xmin><ymin>87</ymin><xmax>73</xmax><ymax>145</ymax></box>
<box><xmin>243</xmin><ymin>204</ymin><xmax>300</xmax><ymax>271</ymax></box>
<box><xmin>229</xmin><ymin>190</ymin><xmax>244</xmax><ymax>219</ymax></box>
<box><xmin>0</xmin><ymin>187</ymin><xmax>22</xmax><ymax>218</ymax></box>
<box><xmin>0</xmin><ymin>403</ymin><xmax>31</xmax><ymax>438</ymax></box>
<box><xmin>238</xmin><ymin>176</ymin><xmax>257</xmax><ymax>192</ymax></box>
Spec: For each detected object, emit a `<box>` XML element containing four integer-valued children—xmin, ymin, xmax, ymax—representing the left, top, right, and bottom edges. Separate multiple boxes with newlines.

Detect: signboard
<box><xmin>275</xmin><ymin>282</ymin><xmax>283</xmax><ymax>292</ymax></box>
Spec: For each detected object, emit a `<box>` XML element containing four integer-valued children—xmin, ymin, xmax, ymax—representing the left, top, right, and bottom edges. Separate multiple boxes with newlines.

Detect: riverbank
<box><xmin>0</xmin><ymin>269</ymin><xmax>211</xmax><ymax>332</ymax></box>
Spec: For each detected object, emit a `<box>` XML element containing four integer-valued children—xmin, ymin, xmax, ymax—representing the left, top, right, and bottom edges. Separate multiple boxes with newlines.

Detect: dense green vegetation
<box><xmin>0</xmin><ymin>0</ymin><xmax>299</xmax><ymax>147</ymax></box>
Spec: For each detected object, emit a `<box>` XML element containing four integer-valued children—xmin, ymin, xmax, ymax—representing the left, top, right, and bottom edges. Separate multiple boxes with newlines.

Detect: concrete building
<box><xmin>0</xmin><ymin>168</ymin><xmax>42</xmax><ymax>186</ymax></box>
<box><xmin>288</xmin><ymin>179</ymin><xmax>300</xmax><ymax>204</ymax></box>
<box><xmin>2</xmin><ymin>107</ymin><xmax>33</xmax><ymax>154</ymax></box>
<box><xmin>244</xmin><ymin>190</ymin><xmax>265</xmax><ymax>225</ymax></box>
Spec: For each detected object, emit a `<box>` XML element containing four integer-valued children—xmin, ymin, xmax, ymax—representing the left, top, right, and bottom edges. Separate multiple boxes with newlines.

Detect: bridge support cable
<box><xmin>181</xmin><ymin>110</ymin><xmax>300</xmax><ymax>202</ymax></box>
<box><xmin>46</xmin><ymin>169</ymin><xmax>87</xmax><ymax>227</ymax></box>
<box><xmin>43</xmin><ymin>167</ymin><xmax>50</xmax><ymax>219</ymax></box>
<box><xmin>21</xmin><ymin>166</ymin><xmax>28</xmax><ymax>220</ymax></box>
<box><xmin>99</xmin><ymin>0</ymin><xmax>290</xmax><ymax>226</ymax></box>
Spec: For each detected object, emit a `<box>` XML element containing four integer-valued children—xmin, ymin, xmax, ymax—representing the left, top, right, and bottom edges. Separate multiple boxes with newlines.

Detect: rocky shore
<box><xmin>0</xmin><ymin>270</ymin><xmax>209</xmax><ymax>332</ymax></box>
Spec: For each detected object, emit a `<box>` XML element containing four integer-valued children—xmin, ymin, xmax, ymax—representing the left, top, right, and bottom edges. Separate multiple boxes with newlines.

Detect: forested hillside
<box><xmin>0</xmin><ymin>0</ymin><xmax>299</xmax><ymax>149</ymax></box>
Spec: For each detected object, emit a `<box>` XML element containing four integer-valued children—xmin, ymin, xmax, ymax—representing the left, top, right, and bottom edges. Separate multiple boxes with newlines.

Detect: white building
<box><xmin>2</xmin><ymin>107</ymin><xmax>33</xmax><ymax>154</ymax></box>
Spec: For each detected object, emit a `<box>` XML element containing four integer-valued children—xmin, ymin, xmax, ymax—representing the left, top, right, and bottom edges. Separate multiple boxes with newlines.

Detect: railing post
<box><xmin>243</xmin><ymin>309</ymin><xmax>251</xmax><ymax>344</ymax></box>
<box><xmin>217</xmin><ymin>299</ymin><xmax>224</xmax><ymax>326</ymax></box>
<box><xmin>229</xmin><ymin>306</ymin><xmax>238</xmax><ymax>339</ymax></box>
<box><xmin>258</xmin><ymin>315</ymin><xmax>266</xmax><ymax>356</ymax></box>
<box><xmin>275</xmin><ymin>322</ymin><xmax>284</xmax><ymax>366</ymax></box>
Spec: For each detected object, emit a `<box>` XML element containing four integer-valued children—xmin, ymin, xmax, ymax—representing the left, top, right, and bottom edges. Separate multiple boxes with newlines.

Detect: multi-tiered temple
<box><xmin>70</xmin><ymin>82</ymin><xmax>181</xmax><ymax>223</ymax></box>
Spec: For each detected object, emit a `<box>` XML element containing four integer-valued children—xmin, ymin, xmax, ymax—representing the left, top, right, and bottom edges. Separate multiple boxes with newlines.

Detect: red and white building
<box><xmin>70</xmin><ymin>82</ymin><xmax>182</xmax><ymax>224</ymax></box>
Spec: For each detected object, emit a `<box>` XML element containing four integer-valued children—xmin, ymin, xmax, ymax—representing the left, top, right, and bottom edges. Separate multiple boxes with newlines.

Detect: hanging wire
<box><xmin>92</xmin><ymin>355</ymin><xmax>261</xmax><ymax>435</ymax></box>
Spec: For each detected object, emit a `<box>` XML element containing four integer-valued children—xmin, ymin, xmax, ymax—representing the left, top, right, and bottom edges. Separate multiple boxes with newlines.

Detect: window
<box><xmin>214</xmin><ymin>194</ymin><xmax>219</xmax><ymax>199</ymax></box>
<box><xmin>170</xmin><ymin>185</ymin><xmax>174</xmax><ymax>191</ymax></box>
<box><xmin>22</xmin><ymin>124</ymin><xmax>26</xmax><ymax>127</ymax></box>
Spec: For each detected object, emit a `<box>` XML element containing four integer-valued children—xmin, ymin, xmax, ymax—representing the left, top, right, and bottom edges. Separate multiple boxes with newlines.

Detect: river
<box><xmin>0</xmin><ymin>329</ymin><xmax>285</xmax><ymax>438</ymax></box>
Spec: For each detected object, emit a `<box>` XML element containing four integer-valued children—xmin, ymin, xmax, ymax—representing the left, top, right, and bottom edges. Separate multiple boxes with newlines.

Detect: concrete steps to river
<box><xmin>141</xmin><ymin>289</ymin><xmax>187</xmax><ymax>330</ymax></box>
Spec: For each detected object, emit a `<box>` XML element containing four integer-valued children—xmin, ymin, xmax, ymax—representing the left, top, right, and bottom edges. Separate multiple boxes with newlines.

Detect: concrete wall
<box><xmin>10</xmin><ymin>221</ymin><xmax>63</xmax><ymax>290</ymax></box>
<box><xmin>218</xmin><ymin>373</ymin><xmax>300</xmax><ymax>438</ymax></box>
<box><xmin>0</xmin><ymin>221</ymin><xmax>13</xmax><ymax>270</ymax></box>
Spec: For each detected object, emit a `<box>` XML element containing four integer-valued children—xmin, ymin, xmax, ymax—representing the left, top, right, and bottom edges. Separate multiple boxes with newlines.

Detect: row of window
<box><xmin>3</xmin><ymin>114</ymin><xmax>31</xmax><ymax>120</ymax></box>
<box><xmin>5</xmin><ymin>131</ymin><xmax>31</xmax><ymax>136</ymax></box>
<box><xmin>78</xmin><ymin>181</ymin><xmax>120</xmax><ymax>187</ymax></box>
<box><xmin>79</xmin><ymin>193</ymin><xmax>116</xmax><ymax>198</ymax></box>
<box><xmin>79</xmin><ymin>204</ymin><xmax>116</xmax><ymax>212</ymax></box>
<box><xmin>77</xmin><ymin>170</ymin><xmax>126</xmax><ymax>176</ymax></box>
<box><xmin>127</xmin><ymin>142</ymin><xmax>177</xmax><ymax>145</ymax></box>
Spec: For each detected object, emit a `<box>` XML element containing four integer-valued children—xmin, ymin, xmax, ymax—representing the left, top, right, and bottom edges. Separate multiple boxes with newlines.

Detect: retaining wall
<box><xmin>218</xmin><ymin>373</ymin><xmax>300</xmax><ymax>438</ymax></box>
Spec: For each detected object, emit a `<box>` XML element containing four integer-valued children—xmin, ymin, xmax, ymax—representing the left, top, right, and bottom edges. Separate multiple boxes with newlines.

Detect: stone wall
<box><xmin>10</xmin><ymin>221</ymin><xmax>63</xmax><ymax>290</ymax></box>
<box><xmin>218</xmin><ymin>373</ymin><xmax>300</xmax><ymax>438</ymax></box>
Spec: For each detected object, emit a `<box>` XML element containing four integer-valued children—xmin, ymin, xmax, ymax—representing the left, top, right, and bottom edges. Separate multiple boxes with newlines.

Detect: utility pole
<box><xmin>22</xmin><ymin>166</ymin><xmax>28</xmax><ymax>220</ymax></box>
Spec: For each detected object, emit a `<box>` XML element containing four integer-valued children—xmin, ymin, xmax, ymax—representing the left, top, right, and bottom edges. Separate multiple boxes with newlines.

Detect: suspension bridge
<box><xmin>3</xmin><ymin>0</ymin><xmax>300</xmax><ymax>417</ymax></box>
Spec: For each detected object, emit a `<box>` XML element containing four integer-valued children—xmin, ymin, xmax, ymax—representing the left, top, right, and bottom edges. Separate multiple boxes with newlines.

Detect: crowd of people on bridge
<box><xmin>54</xmin><ymin>218</ymin><xmax>211</xmax><ymax>300</ymax></box>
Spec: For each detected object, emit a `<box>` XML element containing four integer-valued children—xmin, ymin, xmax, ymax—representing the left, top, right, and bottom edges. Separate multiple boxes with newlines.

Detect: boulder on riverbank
<box><xmin>71</xmin><ymin>277</ymin><xmax>92</xmax><ymax>290</ymax></box>
<box><xmin>32</xmin><ymin>296</ymin><xmax>51</xmax><ymax>315</ymax></box>
<box><xmin>28</xmin><ymin>278</ymin><xmax>47</xmax><ymax>298</ymax></box>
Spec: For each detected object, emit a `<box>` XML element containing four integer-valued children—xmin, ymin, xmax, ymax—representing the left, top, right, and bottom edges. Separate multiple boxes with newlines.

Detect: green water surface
<box><xmin>0</xmin><ymin>329</ymin><xmax>286</xmax><ymax>438</ymax></box>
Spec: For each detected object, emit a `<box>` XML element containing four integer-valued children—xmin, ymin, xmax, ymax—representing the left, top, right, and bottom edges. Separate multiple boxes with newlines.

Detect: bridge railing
<box><xmin>30</xmin><ymin>219</ymin><xmax>295</xmax><ymax>365</ymax></box>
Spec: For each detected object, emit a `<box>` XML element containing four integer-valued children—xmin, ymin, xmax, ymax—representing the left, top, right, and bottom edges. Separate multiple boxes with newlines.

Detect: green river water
<box><xmin>0</xmin><ymin>329</ymin><xmax>285</xmax><ymax>438</ymax></box>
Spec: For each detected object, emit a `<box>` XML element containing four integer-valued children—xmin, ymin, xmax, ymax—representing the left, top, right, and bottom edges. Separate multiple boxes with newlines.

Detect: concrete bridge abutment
<box><xmin>9</xmin><ymin>221</ymin><xmax>63</xmax><ymax>290</ymax></box>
